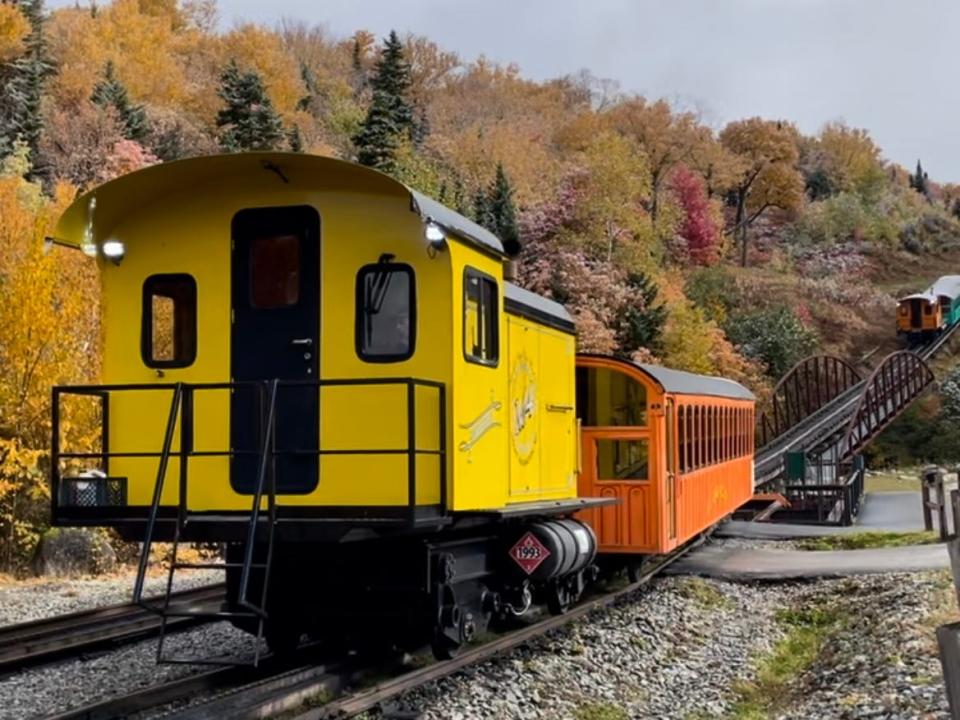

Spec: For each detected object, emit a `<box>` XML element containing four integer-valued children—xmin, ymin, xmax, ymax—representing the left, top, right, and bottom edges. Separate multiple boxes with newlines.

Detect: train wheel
<box><xmin>264</xmin><ymin>620</ymin><xmax>302</xmax><ymax>654</ymax></box>
<box><xmin>546</xmin><ymin>581</ymin><xmax>572</xmax><ymax>615</ymax></box>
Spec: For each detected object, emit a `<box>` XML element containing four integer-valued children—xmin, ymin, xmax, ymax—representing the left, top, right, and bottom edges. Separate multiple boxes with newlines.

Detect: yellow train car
<box><xmin>49</xmin><ymin>153</ymin><xmax>608</xmax><ymax>658</ymax></box>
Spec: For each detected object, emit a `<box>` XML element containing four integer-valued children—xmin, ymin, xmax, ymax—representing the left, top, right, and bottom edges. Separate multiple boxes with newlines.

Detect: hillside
<box><xmin>0</xmin><ymin>0</ymin><xmax>959</xmax><ymax>567</ymax></box>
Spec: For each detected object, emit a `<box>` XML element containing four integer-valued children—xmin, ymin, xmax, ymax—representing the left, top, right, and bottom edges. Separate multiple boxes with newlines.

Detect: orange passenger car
<box><xmin>575</xmin><ymin>355</ymin><xmax>755</xmax><ymax>555</ymax></box>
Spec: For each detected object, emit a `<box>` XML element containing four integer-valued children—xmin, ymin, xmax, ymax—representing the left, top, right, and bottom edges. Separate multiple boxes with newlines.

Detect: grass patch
<box><xmin>797</xmin><ymin>530</ymin><xmax>938</xmax><ymax>551</ymax></box>
<box><xmin>864</xmin><ymin>470</ymin><xmax>922</xmax><ymax>493</ymax></box>
<box><xmin>729</xmin><ymin>603</ymin><xmax>844</xmax><ymax>719</ymax></box>
<box><xmin>574</xmin><ymin>701</ymin><xmax>628</xmax><ymax>720</ymax></box>
<box><xmin>675</xmin><ymin>577</ymin><xmax>731</xmax><ymax>610</ymax></box>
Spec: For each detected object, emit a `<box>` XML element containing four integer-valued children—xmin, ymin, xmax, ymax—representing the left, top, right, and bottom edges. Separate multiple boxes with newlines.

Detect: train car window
<box><xmin>250</xmin><ymin>233</ymin><xmax>300</xmax><ymax>308</ymax></box>
<box><xmin>141</xmin><ymin>274</ymin><xmax>197</xmax><ymax>368</ymax></box>
<box><xmin>678</xmin><ymin>405</ymin><xmax>687</xmax><ymax>473</ymax></box>
<box><xmin>356</xmin><ymin>263</ymin><xmax>416</xmax><ymax>362</ymax></box>
<box><xmin>695</xmin><ymin>406</ymin><xmax>702</xmax><ymax>469</ymax></box>
<box><xmin>595</xmin><ymin>438</ymin><xmax>649</xmax><ymax>480</ymax></box>
<box><xmin>576</xmin><ymin>366</ymin><xmax>648</xmax><ymax>426</ymax></box>
<box><xmin>464</xmin><ymin>268</ymin><xmax>499</xmax><ymax>366</ymax></box>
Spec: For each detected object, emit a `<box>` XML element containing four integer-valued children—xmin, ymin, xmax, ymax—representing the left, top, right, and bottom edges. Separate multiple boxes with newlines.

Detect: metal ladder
<box><xmin>132</xmin><ymin>380</ymin><xmax>281</xmax><ymax>666</ymax></box>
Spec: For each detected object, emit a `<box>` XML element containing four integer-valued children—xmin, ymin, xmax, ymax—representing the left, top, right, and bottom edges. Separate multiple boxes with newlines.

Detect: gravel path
<box><xmin>376</xmin><ymin>551</ymin><xmax>952</xmax><ymax>719</ymax></box>
<box><xmin>0</xmin><ymin>569</ymin><xmax>223</xmax><ymax>627</ymax></box>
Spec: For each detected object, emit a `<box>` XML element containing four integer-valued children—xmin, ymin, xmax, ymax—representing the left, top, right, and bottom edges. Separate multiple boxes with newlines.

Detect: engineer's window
<box><xmin>464</xmin><ymin>268</ymin><xmax>499</xmax><ymax>365</ymax></box>
<box><xmin>356</xmin><ymin>263</ymin><xmax>416</xmax><ymax>362</ymax></box>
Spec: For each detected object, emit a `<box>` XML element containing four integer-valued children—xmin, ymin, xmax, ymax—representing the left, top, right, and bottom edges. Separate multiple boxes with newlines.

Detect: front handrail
<box><xmin>52</xmin><ymin>377</ymin><xmax>448</xmax><ymax>527</ymax></box>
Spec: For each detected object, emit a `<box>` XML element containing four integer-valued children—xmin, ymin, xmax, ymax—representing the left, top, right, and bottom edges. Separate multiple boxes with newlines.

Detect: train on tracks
<box><xmin>897</xmin><ymin>275</ymin><xmax>960</xmax><ymax>340</ymax></box>
<box><xmin>47</xmin><ymin>153</ymin><xmax>755</xmax><ymax>661</ymax></box>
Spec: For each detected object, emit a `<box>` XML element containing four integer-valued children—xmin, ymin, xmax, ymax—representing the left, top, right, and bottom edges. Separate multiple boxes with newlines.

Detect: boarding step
<box><xmin>172</xmin><ymin>561</ymin><xmax>268</xmax><ymax>571</ymax></box>
<box><xmin>161</xmin><ymin>607</ymin><xmax>262</xmax><ymax>620</ymax></box>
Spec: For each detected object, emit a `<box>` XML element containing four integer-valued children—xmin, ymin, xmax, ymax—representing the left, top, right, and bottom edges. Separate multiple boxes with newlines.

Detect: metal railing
<box><xmin>51</xmin><ymin>377</ymin><xmax>448</xmax><ymax>529</ymax></box>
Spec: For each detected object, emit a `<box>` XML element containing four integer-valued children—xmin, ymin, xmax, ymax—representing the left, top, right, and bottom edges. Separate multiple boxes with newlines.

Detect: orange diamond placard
<box><xmin>509</xmin><ymin>531</ymin><xmax>551</xmax><ymax>575</ymax></box>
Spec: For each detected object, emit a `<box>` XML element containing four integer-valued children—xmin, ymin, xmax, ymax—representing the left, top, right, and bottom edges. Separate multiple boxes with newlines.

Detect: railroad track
<box><xmin>753</xmin><ymin>320</ymin><xmax>960</xmax><ymax>488</ymax></box>
<box><xmin>44</xmin><ymin>539</ymin><xmax>704</xmax><ymax>720</ymax></box>
<box><xmin>0</xmin><ymin>583</ymin><xmax>225</xmax><ymax>674</ymax></box>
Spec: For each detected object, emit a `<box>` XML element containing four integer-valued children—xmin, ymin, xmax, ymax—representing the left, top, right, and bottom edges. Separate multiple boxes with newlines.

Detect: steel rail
<box><xmin>0</xmin><ymin>583</ymin><xmax>224</xmax><ymax>673</ymax></box>
<box><xmin>44</xmin><ymin>538</ymin><xmax>706</xmax><ymax>720</ymax></box>
<box><xmin>299</xmin><ymin>537</ymin><xmax>705</xmax><ymax>720</ymax></box>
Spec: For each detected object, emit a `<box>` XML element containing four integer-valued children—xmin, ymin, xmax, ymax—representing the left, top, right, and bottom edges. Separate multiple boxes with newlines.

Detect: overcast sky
<box><xmin>50</xmin><ymin>0</ymin><xmax>960</xmax><ymax>181</ymax></box>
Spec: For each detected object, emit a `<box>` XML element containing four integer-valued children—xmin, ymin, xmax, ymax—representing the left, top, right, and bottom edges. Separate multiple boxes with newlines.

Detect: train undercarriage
<box><xmin>224</xmin><ymin>517</ymin><xmax>598</xmax><ymax>659</ymax></box>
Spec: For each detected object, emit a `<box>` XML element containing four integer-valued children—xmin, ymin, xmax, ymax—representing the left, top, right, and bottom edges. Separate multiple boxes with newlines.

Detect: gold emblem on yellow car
<box><xmin>459</xmin><ymin>399</ymin><xmax>502</xmax><ymax>453</ymax></box>
<box><xmin>511</xmin><ymin>355</ymin><xmax>537</xmax><ymax>464</ymax></box>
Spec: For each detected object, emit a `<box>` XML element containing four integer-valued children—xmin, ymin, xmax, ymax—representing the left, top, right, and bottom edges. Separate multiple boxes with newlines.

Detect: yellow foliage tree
<box><xmin>817</xmin><ymin>121</ymin><xmax>887</xmax><ymax>199</ymax></box>
<box><xmin>0</xmin><ymin>147</ymin><xmax>99</xmax><ymax>569</ymax></box>
<box><xmin>720</xmin><ymin>117</ymin><xmax>804</xmax><ymax>266</ymax></box>
<box><xmin>0</xmin><ymin>2</ymin><xmax>29</xmax><ymax>62</ymax></box>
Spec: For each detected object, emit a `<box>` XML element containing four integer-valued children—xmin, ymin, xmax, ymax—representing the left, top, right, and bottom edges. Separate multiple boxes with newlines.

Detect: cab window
<box><xmin>356</xmin><ymin>263</ymin><xmax>415</xmax><ymax>362</ymax></box>
<box><xmin>464</xmin><ymin>268</ymin><xmax>498</xmax><ymax>365</ymax></box>
<box><xmin>141</xmin><ymin>274</ymin><xmax>197</xmax><ymax>368</ymax></box>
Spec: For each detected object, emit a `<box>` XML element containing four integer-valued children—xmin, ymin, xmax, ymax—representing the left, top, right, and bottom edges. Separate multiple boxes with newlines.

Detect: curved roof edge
<box><xmin>51</xmin><ymin>152</ymin><xmax>506</xmax><ymax>258</ymax></box>
<box><xmin>410</xmin><ymin>190</ymin><xmax>505</xmax><ymax>257</ymax></box>
<box><xmin>578</xmin><ymin>353</ymin><xmax>755</xmax><ymax>401</ymax></box>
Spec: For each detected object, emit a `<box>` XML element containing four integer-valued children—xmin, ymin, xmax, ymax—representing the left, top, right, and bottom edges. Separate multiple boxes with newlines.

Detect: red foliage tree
<box><xmin>670</xmin><ymin>165</ymin><xmax>719</xmax><ymax>266</ymax></box>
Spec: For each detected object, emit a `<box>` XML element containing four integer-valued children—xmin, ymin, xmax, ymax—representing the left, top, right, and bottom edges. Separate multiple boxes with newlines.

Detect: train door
<box><xmin>576</xmin><ymin>363</ymin><xmax>658</xmax><ymax>552</ymax></box>
<box><xmin>230</xmin><ymin>205</ymin><xmax>320</xmax><ymax>495</ymax></box>
<box><xmin>910</xmin><ymin>300</ymin><xmax>921</xmax><ymax>329</ymax></box>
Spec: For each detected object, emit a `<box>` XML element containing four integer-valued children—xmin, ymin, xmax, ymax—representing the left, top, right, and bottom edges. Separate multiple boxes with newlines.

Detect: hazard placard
<box><xmin>509</xmin><ymin>531</ymin><xmax>551</xmax><ymax>575</ymax></box>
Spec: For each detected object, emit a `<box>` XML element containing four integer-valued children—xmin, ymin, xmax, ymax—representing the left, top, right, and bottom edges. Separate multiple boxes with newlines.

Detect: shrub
<box><xmin>724</xmin><ymin>306</ymin><xmax>819</xmax><ymax>379</ymax></box>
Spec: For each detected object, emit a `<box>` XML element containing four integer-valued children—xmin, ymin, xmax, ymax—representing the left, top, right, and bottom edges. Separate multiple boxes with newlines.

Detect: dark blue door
<box><xmin>230</xmin><ymin>206</ymin><xmax>320</xmax><ymax>495</ymax></box>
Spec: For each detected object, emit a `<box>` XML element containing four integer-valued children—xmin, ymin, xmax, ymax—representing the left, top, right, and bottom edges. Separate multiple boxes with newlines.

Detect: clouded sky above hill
<box><xmin>50</xmin><ymin>0</ymin><xmax>960</xmax><ymax>181</ymax></box>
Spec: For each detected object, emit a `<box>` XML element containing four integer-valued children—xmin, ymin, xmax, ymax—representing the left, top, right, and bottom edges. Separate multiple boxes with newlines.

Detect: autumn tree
<box><xmin>816</xmin><ymin>122</ymin><xmax>886</xmax><ymax>199</ymax></box>
<box><xmin>0</xmin><ymin>3</ymin><xmax>29</xmax><ymax>62</ymax></box>
<box><xmin>606</xmin><ymin>97</ymin><xmax>708</xmax><ymax>225</ymax></box>
<box><xmin>0</xmin><ymin>0</ymin><xmax>54</xmax><ymax>170</ymax></box>
<box><xmin>353</xmin><ymin>30</ymin><xmax>414</xmax><ymax>173</ymax></box>
<box><xmin>216</xmin><ymin>59</ymin><xmax>285</xmax><ymax>152</ymax></box>
<box><xmin>669</xmin><ymin>165</ymin><xmax>720</xmax><ymax>265</ymax></box>
<box><xmin>91</xmin><ymin>60</ymin><xmax>148</xmax><ymax>141</ymax></box>
<box><xmin>720</xmin><ymin>118</ymin><xmax>804</xmax><ymax>266</ymax></box>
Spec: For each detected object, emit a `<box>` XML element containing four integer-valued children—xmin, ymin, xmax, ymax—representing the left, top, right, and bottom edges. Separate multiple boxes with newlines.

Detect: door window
<box><xmin>595</xmin><ymin>438</ymin><xmax>649</xmax><ymax>480</ymax></box>
<box><xmin>141</xmin><ymin>274</ymin><xmax>197</xmax><ymax>368</ymax></box>
<box><xmin>356</xmin><ymin>263</ymin><xmax>415</xmax><ymax>361</ymax></box>
<box><xmin>250</xmin><ymin>233</ymin><xmax>300</xmax><ymax>309</ymax></box>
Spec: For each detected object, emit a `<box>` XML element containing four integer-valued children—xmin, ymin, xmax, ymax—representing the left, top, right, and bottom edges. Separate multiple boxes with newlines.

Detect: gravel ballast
<box><xmin>0</xmin><ymin>541</ymin><xmax>952</xmax><ymax>719</ymax></box>
<box><xmin>377</xmin><ymin>552</ymin><xmax>952</xmax><ymax>719</ymax></box>
<box><xmin>0</xmin><ymin>569</ymin><xmax>222</xmax><ymax>627</ymax></box>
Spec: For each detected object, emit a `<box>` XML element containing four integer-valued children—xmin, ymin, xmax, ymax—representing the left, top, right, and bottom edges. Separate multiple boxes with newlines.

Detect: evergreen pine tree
<box><xmin>350</xmin><ymin>37</ymin><xmax>366</xmax><ymax>97</ymax></box>
<box><xmin>486</xmin><ymin>162</ymin><xmax>521</xmax><ymax>255</ymax></box>
<box><xmin>453</xmin><ymin>176</ymin><xmax>467</xmax><ymax>216</ymax></box>
<box><xmin>352</xmin><ymin>30</ymin><xmax>414</xmax><ymax>173</ymax></box>
<box><xmin>910</xmin><ymin>159</ymin><xmax>930</xmax><ymax>197</ymax></box>
<box><xmin>216</xmin><ymin>60</ymin><xmax>284</xmax><ymax>153</ymax></box>
<box><xmin>287</xmin><ymin>124</ymin><xmax>303</xmax><ymax>152</ymax></box>
<box><xmin>0</xmin><ymin>0</ymin><xmax>55</xmax><ymax>170</ymax></box>
<box><xmin>91</xmin><ymin>60</ymin><xmax>149</xmax><ymax>141</ymax></box>
<box><xmin>472</xmin><ymin>187</ymin><xmax>493</xmax><ymax>229</ymax></box>
<box><xmin>617</xmin><ymin>272</ymin><xmax>667</xmax><ymax>356</ymax></box>
<box><xmin>296</xmin><ymin>62</ymin><xmax>316</xmax><ymax>113</ymax></box>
